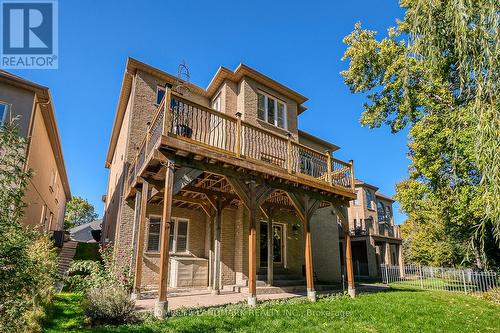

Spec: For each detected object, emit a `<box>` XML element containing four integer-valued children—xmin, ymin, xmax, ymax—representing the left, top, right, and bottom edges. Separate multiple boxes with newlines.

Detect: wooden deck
<box><xmin>124</xmin><ymin>89</ymin><xmax>356</xmax><ymax>202</ymax></box>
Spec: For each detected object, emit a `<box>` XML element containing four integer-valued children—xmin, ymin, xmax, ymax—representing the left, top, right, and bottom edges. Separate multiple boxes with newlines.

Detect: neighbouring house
<box><xmin>0</xmin><ymin>70</ymin><xmax>71</xmax><ymax>237</ymax></box>
<box><xmin>342</xmin><ymin>180</ymin><xmax>403</xmax><ymax>279</ymax></box>
<box><xmin>69</xmin><ymin>219</ymin><xmax>102</xmax><ymax>243</ymax></box>
<box><xmin>102</xmin><ymin>58</ymin><xmax>401</xmax><ymax>317</ymax></box>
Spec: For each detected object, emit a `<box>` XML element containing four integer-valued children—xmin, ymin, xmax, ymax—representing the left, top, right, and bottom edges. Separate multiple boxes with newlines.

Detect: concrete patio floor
<box><xmin>135</xmin><ymin>284</ymin><xmax>388</xmax><ymax>312</ymax></box>
<box><xmin>136</xmin><ymin>289</ymin><xmax>304</xmax><ymax>312</ymax></box>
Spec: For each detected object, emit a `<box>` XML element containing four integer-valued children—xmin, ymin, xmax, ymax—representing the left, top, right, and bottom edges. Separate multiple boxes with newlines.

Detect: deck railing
<box><xmin>126</xmin><ymin>89</ymin><xmax>355</xmax><ymax>194</ymax></box>
<box><xmin>349</xmin><ymin>219</ymin><xmax>401</xmax><ymax>238</ymax></box>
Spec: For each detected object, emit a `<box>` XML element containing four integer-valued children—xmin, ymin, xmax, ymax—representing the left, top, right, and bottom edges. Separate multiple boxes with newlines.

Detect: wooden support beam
<box><xmin>226</xmin><ymin>178</ymin><xmax>272</xmax><ymax>306</ymax></box>
<box><xmin>263</xmin><ymin>204</ymin><xmax>275</xmax><ymax>286</ymax></box>
<box><xmin>172</xmin><ymin>195</ymin><xmax>211</xmax><ymax>216</ymax></box>
<box><xmin>155</xmin><ymin>159</ymin><xmax>175</xmax><ymax>318</ymax></box>
<box><xmin>286</xmin><ymin>192</ymin><xmax>321</xmax><ymax>301</ymax></box>
<box><xmin>132</xmin><ymin>181</ymin><xmax>149</xmax><ymax>299</ymax></box>
<box><xmin>331</xmin><ymin>203</ymin><xmax>356</xmax><ymax>298</ymax></box>
<box><xmin>182</xmin><ymin>185</ymin><xmax>238</xmax><ymax>202</ymax></box>
<box><xmin>212</xmin><ymin>196</ymin><xmax>223</xmax><ymax>295</ymax></box>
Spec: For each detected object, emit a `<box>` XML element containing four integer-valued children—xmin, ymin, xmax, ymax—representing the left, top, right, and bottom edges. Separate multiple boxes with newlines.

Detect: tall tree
<box><xmin>341</xmin><ymin>1</ymin><xmax>499</xmax><ymax>268</ymax></box>
<box><xmin>64</xmin><ymin>196</ymin><xmax>98</xmax><ymax>230</ymax></box>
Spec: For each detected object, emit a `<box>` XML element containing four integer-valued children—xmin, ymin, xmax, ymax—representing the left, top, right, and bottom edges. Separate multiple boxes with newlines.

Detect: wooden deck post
<box><xmin>349</xmin><ymin>159</ymin><xmax>355</xmax><ymax>192</ymax></box>
<box><xmin>235</xmin><ymin>112</ymin><xmax>242</xmax><ymax>158</ymax></box>
<box><xmin>331</xmin><ymin>202</ymin><xmax>356</xmax><ymax>298</ymax></box>
<box><xmin>132</xmin><ymin>181</ymin><xmax>149</xmax><ymax>299</ymax></box>
<box><xmin>248</xmin><ymin>181</ymin><xmax>258</xmax><ymax>306</ymax></box>
<box><xmin>212</xmin><ymin>196</ymin><xmax>223</xmax><ymax>294</ymax></box>
<box><xmin>226</xmin><ymin>178</ymin><xmax>272</xmax><ymax>307</ymax></box>
<box><xmin>345</xmin><ymin>229</ymin><xmax>356</xmax><ymax>298</ymax></box>
<box><xmin>265</xmin><ymin>205</ymin><xmax>274</xmax><ymax>286</ymax></box>
<box><xmin>155</xmin><ymin>160</ymin><xmax>175</xmax><ymax>319</ymax></box>
<box><xmin>287</xmin><ymin>192</ymin><xmax>320</xmax><ymax>302</ymax></box>
<box><xmin>326</xmin><ymin>151</ymin><xmax>333</xmax><ymax>185</ymax></box>
<box><xmin>207</xmin><ymin>214</ymin><xmax>214</xmax><ymax>291</ymax></box>
<box><xmin>286</xmin><ymin>133</ymin><xmax>292</xmax><ymax>173</ymax></box>
<box><xmin>162</xmin><ymin>88</ymin><xmax>172</xmax><ymax>135</ymax></box>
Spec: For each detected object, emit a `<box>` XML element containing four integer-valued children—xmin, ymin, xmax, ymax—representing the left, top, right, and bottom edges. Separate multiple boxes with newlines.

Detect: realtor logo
<box><xmin>1</xmin><ymin>0</ymin><xmax>58</xmax><ymax>69</ymax></box>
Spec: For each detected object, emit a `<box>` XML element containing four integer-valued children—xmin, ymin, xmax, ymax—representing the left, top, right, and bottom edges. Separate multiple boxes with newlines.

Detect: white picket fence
<box><xmin>381</xmin><ymin>264</ymin><xmax>499</xmax><ymax>295</ymax></box>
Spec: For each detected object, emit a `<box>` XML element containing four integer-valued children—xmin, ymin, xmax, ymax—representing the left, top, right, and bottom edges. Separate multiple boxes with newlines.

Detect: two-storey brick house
<box><xmin>103</xmin><ymin>58</ymin><xmax>365</xmax><ymax>317</ymax></box>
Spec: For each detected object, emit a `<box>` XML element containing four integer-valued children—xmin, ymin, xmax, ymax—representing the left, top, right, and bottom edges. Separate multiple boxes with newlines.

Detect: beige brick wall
<box><xmin>311</xmin><ymin>207</ymin><xmax>342</xmax><ymax>283</ymax></box>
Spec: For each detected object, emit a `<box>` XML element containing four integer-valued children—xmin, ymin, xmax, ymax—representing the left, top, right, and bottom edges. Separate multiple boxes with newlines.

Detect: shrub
<box><xmin>65</xmin><ymin>243</ymin><xmax>133</xmax><ymax>293</ymax></box>
<box><xmin>0</xmin><ymin>121</ymin><xmax>58</xmax><ymax>333</ymax></box>
<box><xmin>83</xmin><ymin>285</ymin><xmax>139</xmax><ymax>325</ymax></box>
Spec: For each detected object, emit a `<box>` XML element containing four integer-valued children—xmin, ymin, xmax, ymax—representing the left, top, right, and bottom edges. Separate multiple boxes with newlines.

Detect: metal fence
<box><xmin>381</xmin><ymin>264</ymin><xmax>499</xmax><ymax>295</ymax></box>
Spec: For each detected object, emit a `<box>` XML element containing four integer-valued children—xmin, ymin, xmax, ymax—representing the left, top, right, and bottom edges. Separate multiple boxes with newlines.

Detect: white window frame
<box><xmin>146</xmin><ymin>215</ymin><xmax>190</xmax><ymax>254</ymax></box>
<box><xmin>257</xmin><ymin>91</ymin><xmax>287</xmax><ymax>130</ymax></box>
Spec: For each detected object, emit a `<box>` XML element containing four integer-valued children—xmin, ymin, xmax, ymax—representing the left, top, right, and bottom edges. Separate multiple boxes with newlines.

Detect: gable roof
<box><xmin>106</xmin><ymin>57</ymin><xmax>309</xmax><ymax>167</ymax></box>
<box><xmin>0</xmin><ymin>70</ymin><xmax>71</xmax><ymax>199</ymax></box>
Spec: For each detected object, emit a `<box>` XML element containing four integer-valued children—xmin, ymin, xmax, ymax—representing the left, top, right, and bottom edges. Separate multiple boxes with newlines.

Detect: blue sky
<box><xmin>9</xmin><ymin>1</ymin><xmax>409</xmax><ymax>223</ymax></box>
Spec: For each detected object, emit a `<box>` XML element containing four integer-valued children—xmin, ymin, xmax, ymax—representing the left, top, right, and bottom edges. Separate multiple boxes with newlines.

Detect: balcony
<box><xmin>348</xmin><ymin>218</ymin><xmax>401</xmax><ymax>239</ymax></box>
<box><xmin>125</xmin><ymin>89</ymin><xmax>356</xmax><ymax>199</ymax></box>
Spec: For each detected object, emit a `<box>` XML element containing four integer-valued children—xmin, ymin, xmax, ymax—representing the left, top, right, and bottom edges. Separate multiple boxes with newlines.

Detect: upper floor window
<box><xmin>212</xmin><ymin>94</ymin><xmax>221</xmax><ymax>111</ymax></box>
<box><xmin>0</xmin><ymin>102</ymin><xmax>9</xmax><ymax>124</ymax></box>
<box><xmin>377</xmin><ymin>201</ymin><xmax>386</xmax><ymax>222</ymax></box>
<box><xmin>156</xmin><ymin>87</ymin><xmax>165</xmax><ymax>105</ymax></box>
<box><xmin>365</xmin><ymin>190</ymin><xmax>374</xmax><ymax>209</ymax></box>
<box><xmin>386</xmin><ymin>205</ymin><xmax>392</xmax><ymax>220</ymax></box>
<box><xmin>257</xmin><ymin>92</ymin><xmax>287</xmax><ymax>129</ymax></box>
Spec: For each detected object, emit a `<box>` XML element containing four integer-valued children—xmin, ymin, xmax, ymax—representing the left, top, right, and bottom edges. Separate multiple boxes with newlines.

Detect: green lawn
<box><xmin>44</xmin><ymin>288</ymin><xmax>500</xmax><ymax>333</ymax></box>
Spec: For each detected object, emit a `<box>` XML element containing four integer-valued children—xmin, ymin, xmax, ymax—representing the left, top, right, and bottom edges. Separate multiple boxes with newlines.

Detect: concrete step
<box><xmin>239</xmin><ymin>284</ymin><xmax>341</xmax><ymax>295</ymax></box>
<box><xmin>257</xmin><ymin>273</ymin><xmax>303</xmax><ymax>280</ymax></box>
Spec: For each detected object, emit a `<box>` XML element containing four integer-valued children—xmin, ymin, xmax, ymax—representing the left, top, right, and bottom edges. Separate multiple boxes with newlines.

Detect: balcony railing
<box><xmin>348</xmin><ymin>218</ymin><xmax>401</xmax><ymax>238</ymax></box>
<box><xmin>126</xmin><ymin>89</ymin><xmax>355</xmax><ymax>195</ymax></box>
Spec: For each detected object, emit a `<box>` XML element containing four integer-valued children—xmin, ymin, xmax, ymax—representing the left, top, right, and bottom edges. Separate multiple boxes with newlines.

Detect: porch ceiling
<box><xmin>147</xmin><ymin>171</ymin><xmax>307</xmax><ymax>213</ymax></box>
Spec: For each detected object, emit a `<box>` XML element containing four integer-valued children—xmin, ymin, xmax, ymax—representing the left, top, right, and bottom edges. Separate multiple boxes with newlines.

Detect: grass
<box><xmin>73</xmin><ymin>243</ymin><xmax>101</xmax><ymax>261</ymax></box>
<box><xmin>44</xmin><ymin>287</ymin><xmax>500</xmax><ymax>333</ymax></box>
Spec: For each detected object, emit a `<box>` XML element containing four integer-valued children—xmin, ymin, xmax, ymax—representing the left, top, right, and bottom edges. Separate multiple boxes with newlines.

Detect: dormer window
<box><xmin>257</xmin><ymin>92</ymin><xmax>287</xmax><ymax>129</ymax></box>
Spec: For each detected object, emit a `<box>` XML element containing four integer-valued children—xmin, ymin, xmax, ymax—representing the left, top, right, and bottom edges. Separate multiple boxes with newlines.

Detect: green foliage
<box><xmin>65</xmin><ymin>243</ymin><xmax>133</xmax><ymax>293</ymax></box>
<box><xmin>73</xmin><ymin>242</ymin><xmax>101</xmax><ymax>261</ymax></box>
<box><xmin>341</xmin><ymin>1</ymin><xmax>499</xmax><ymax>268</ymax></box>
<box><xmin>0</xmin><ymin>121</ymin><xmax>58</xmax><ymax>332</ymax></box>
<box><xmin>82</xmin><ymin>286</ymin><xmax>139</xmax><ymax>326</ymax></box>
<box><xmin>64</xmin><ymin>196</ymin><xmax>98</xmax><ymax>230</ymax></box>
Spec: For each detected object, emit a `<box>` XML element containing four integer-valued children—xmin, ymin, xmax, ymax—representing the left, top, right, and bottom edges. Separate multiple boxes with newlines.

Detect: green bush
<box><xmin>0</xmin><ymin>121</ymin><xmax>58</xmax><ymax>333</ymax></box>
<box><xmin>65</xmin><ymin>243</ymin><xmax>133</xmax><ymax>293</ymax></box>
<box><xmin>82</xmin><ymin>285</ymin><xmax>139</xmax><ymax>326</ymax></box>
